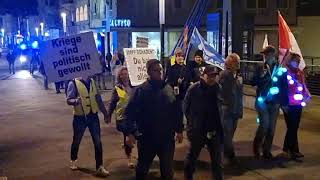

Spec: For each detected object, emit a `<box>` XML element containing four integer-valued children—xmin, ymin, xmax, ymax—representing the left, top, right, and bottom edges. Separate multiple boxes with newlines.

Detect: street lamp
<box><xmin>61</xmin><ymin>12</ymin><xmax>67</xmax><ymax>36</ymax></box>
<box><xmin>35</xmin><ymin>27</ymin><xmax>39</xmax><ymax>37</ymax></box>
<box><xmin>159</xmin><ymin>0</ymin><xmax>165</xmax><ymax>65</ymax></box>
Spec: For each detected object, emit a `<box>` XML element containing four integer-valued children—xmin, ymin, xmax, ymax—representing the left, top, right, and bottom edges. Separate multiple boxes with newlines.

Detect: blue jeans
<box><xmin>254</xmin><ymin>102</ymin><xmax>280</xmax><ymax>154</ymax></box>
<box><xmin>71</xmin><ymin>113</ymin><xmax>103</xmax><ymax>170</ymax></box>
<box><xmin>222</xmin><ymin>106</ymin><xmax>239</xmax><ymax>159</ymax></box>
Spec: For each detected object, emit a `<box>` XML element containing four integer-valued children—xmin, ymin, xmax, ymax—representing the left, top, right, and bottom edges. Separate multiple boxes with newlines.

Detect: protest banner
<box><xmin>124</xmin><ymin>48</ymin><xmax>157</xmax><ymax>86</ymax></box>
<box><xmin>40</xmin><ymin>32</ymin><xmax>101</xmax><ymax>82</ymax></box>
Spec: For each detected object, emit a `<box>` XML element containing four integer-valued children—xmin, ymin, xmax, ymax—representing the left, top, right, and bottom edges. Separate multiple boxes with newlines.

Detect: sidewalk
<box><xmin>0</xmin><ymin>72</ymin><xmax>319</xmax><ymax>180</ymax></box>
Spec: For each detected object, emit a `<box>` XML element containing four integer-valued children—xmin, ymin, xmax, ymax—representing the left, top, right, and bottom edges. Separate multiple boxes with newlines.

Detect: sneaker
<box><xmin>128</xmin><ymin>157</ymin><xmax>136</xmax><ymax>169</ymax></box>
<box><xmin>290</xmin><ymin>152</ymin><xmax>304</xmax><ymax>159</ymax></box>
<box><xmin>70</xmin><ymin>160</ymin><xmax>78</xmax><ymax>170</ymax></box>
<box><xmin>96</xmin><ymin>166</ymin><xmax>110</xmax><ymax>177</ymax></box>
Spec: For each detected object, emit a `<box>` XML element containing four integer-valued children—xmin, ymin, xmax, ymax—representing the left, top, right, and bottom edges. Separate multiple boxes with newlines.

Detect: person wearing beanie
<box><xmin>186</xmin><ymin>49</ymin><xmax>209</xmax><ymax>85</ymax></box>
<box><xmin>218</xmin><ymin>53</ymin><xmax>243</xmax><ymax>165</ymax></box>
<box><xmin>184</xmin><ymin>65</ymin><xmax>224</xmax><ymax>180</ymax></box>
<box><xmin>125</xmin><ymin>59</ymin><xmax>184</xmax><ymax>180</ymax></box>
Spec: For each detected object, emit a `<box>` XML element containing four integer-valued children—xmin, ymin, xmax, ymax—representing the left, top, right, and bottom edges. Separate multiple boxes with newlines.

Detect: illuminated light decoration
<box><xmin>96</xmin><ymin>40</ymin><xmax>101</xmax><ymax>47</ymax></box>
<box><xmin>281</xmin><ymin>67</ymin><xmax>288</xmax><ymax>73</ymax></box>
<box><xmin>31</xmin><ymin>41</ymin><xmax>39</xmax><ymax>49</ymax></box>
<box><xmin>257</xmin><ymin>96</ymin><xmax>264</xmax><ymax>103</ymax></box>
<box><xmin>298</xmin><ymin>86</ymin><xmax>303</xmax><ymax>92</ymax></box>
<box><xmin>287</xmin><ymin>75</ymin><xmax>292</xmax><ymax>80</ymax></box>
<box><xmin>44</xmin><ymin>32</ymin><xmax>50</xmax><ymax>37</ymax></box>
<box><xmin>20</xmin><ymin>43</ymin><xmax>27</xmax><ymax>50</ymax></box>
<box><xmin>277</xmin><ymin>70</ymin><xmax>283</xmax><ymax>76</ymax></box>
<box><xmin>272</xmin><ymin>77</ymin><xmax>278</xmax><ymax>82</ymax></box>
<box><xmin>301</xmin><ymin>102</ymin><xmax>306</xmax><ymax>107</ymax></box>
<box><xmin>269</xmin><ymin>87</ymin><xmax>280</xmax><ymax>95</ymax></box>
<box><xmin>293</xmin><ymin>94</ymin><xmax>303</xmax><ymax>101</ymax></box>
<box><xmin>256</xmin><ymin>117</ymin><xmax>260</xmax><ymax>124</ymax></box>
<box><xmin>19</xmin><ymin>56</ymin><xmax>27</xmax><ymax>63</ymax></box>
<box><xmin>289</xmin><ymin>80</ymin><xmax>294</xmax><ymax>85</ymax></box>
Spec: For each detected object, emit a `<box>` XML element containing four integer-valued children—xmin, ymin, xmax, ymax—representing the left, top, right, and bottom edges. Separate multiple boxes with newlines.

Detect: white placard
<box><xmin>40</xmin><ymin>32</ymin><xmax>101</xmax><ymax>82</ymax></box>
<box><xmin>124</xmin><ymin>48</ymin><xmax>157</xmax><ymax>86</ymax></box>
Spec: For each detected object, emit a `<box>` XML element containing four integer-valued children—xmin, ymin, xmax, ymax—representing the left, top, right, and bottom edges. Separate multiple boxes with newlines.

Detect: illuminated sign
<box><xmin>110</xmin><ymin>19</ymin><xmax>131</xmax><ymax>28</ymax></box>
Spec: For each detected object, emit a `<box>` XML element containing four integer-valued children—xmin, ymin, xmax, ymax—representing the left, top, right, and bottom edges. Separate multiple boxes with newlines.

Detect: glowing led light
<box><xmin>289</xmin><ymin>80</ymin><xmax>294</xmax><ymax>85</ymax></box>
<box><xmin>281</xmin><ymin>67</ymin><xmax>287</xmax><ymax>73</ymax></box>
<box><xmin>269</xmin><ymin>87</ymin><xmax>279</xmax><ymax>95</ymax></box>
<box><xmin>272</xmin><ymin>77</ymin><xmax>278</xmax><ymax>82</ymax></box>
<box><xmin>20</xmin><ymin>43</ymin><xmax>27</xmax><ymax>50</ymax></box>
<box><xmin>287</xmin><ymin>75</ymin><xmax>292</xmax><ymax>80</ymax></box>
<box><xmin>258</xmin><ymin>97</ymin><xmax>264</xmax><ymax>103</ymax></box>
<box><xmin>298</xmin><ymin>86</ymin><xmax>303</xmax><ymax>92</ymax></box>
<box><xmin>19</xmin><ymin>56</ymin><xmax>27</xmax><ymax>63</ymax></box>
<box><xmin>301</xmin><ymin>102</ymin><xmax>306</xmax><ymax>107</ymax></box>
<box><xmin>31</xmin><ymin>41</ymin><xmax>39</xmax><ymax>49</ymax></box>
<box><xmin>293</xmin><ymin>94</ymin><xmax>303</xmax><ymax>101</ymax></box>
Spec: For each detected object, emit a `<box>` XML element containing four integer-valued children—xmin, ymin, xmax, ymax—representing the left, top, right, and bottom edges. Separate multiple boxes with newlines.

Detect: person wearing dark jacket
<box><xmin>183</xmin><ymin>65</ymin><xmax>223</xmax><ymax>180</ymax></box>
<box><xmin>106</xmin><ymin>66</ymin><xmax>135</xmax><ymax>168</ymax></box>
<box><xmin>252</xmin><ymin>45</ymin><xmax>287</xmax><ymax>160</ymax></box>
<box><xmin>6</xmin><ymin>49</ymin><xmax>16</xmax><ymax>74</ymax></box>
<box><xmin>166</xmin><ymin>48</ymin><xmax>188</xmax><ymax>121</ymax></box>
<box><xmin>219</xmin><ymin>53</ymin><xmax>243</xmax><ymax>163</ymax></box>
<box><xmin>186</xmin><ymin>50</ymin><xmax>209</xmax><ymax>85</ymax></box>
<box><xmin>125</xmin><ymin>59</ymin><xmax>184</xmax><ymax>180</ymax></box>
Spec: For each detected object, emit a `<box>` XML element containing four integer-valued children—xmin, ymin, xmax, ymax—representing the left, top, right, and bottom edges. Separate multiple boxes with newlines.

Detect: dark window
<box><xmin>175</xmin><ymin>0</ymin><xmax>182</xmax><ymax>8</ymax></box>
<box><xmin>247</xmin><ymin>0</ymin><xmax>257</xmax><ymax>8</ymax></box>
<box><xmin>217</xmin><ymin>0</ymin><xmax>223</xmax><ymax>9</ymax></box>
<box><xmin>278</xmin><ymin>0</ymin><xmax>289</xmax><ymax>8</ymax></box>
<box><xmin>258</xmin><ymin>0</ymin><xmax>267</xmax><ymax>8</ymax></box>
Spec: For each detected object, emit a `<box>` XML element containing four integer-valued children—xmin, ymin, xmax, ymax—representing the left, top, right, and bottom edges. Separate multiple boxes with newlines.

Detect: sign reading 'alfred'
<box><xmin>40</xmin><ymin>32</ymin><xmax>101</xmax><ymax>82</ymax></box>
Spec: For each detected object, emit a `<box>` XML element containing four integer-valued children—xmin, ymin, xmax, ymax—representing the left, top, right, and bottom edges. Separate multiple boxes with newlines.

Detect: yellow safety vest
<box><xmin>73</xmin><ymin>78</ymin><xmax>99</xmax><ymax>116</ymax></box>
<box><xmin>115</xmin><ymin>86</ymin><xmax>129</xmax><ymax>121</ymax></box>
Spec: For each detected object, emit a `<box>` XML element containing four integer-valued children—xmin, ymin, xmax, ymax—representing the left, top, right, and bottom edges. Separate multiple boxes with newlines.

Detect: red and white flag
<box><xmin>278</xmin><ymin>11</ymin><xmax>305</xmax><ymax>70</ymax></box>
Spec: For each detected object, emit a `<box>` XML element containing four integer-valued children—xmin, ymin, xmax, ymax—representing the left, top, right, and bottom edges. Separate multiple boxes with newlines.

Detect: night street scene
<box><xmin>1</xmin><ymin>0</ymin><xmax>320</xmax><ymax>179</ymax></box>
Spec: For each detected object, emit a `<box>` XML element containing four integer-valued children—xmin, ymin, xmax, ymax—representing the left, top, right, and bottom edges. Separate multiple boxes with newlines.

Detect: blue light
<box><xmin>272</xmin><ymin>77</ymin><xmax>278</xmax><ymax>82</ymax></box>
<box><xmin>256</xmin><ymin>117</ymin><xmax>260</xmax><ymax>124</ymax></box>
<box><xmin>258</xmin><ymin>96</ymin><xmax>264</xmax><ymax>103</ymax></box>
<box><xmin>20</xmin><ymin>43</ymin><xmax>27</xmax><ymax>50</ymax></box>
<box><xmin>31</xmin><ymin>41</ymin><xmax>39</xmax><ymax>49</ymax></box>
<box><xmin>281</xmin><ymin>67</ymin><xmax>288</xmax><ymax>73</ymax></box>
<box><xmin>277</xmin><ymin>70</ymin><xmax>283</xmax><ymax>76</ymax></box>
<box><xmin>96</xmin><ymin>40</ymin><xmax>101</xmax><ymax>47</ymax></box>
<box><xmin>269</xmin><ymin>87</ymin><xmax>280</xmax><ymax>95</ymax></box>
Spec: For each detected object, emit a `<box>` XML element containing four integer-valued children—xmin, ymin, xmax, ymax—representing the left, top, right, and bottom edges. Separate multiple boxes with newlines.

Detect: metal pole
<box><xmin>160</xmin><ymin>24</ymin><xmax>165</xmax><ymax>66</ymax></box>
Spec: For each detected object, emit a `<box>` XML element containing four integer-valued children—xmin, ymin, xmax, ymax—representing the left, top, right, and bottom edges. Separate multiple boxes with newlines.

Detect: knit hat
<box><xmin>194</xmin><ymin>49</ymin><xmax>204</xmax><ymax>58</ymax></box>
<box><xmin>203</xmin><ymin>65</ymin><xmax>220</xmax><ymax>75</ymax></box>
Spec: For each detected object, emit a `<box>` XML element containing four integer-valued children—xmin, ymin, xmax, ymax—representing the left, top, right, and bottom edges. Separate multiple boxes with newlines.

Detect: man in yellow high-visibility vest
<box><xmin>66</xmin><ymin>75</ymin><xmax>110</xmax><ymax>177</ymax></box>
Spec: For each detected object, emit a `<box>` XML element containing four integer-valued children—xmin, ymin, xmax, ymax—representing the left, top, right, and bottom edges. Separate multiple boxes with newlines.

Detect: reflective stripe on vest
<box><xmin>115</xmin><ymin>86</ymin><xmax>129</xmax><ymax>121</ymax></box>
<box><xmin>73</xmin><ymin>78</ymin><xmax>99</xmax><ymax>116</ymax></box>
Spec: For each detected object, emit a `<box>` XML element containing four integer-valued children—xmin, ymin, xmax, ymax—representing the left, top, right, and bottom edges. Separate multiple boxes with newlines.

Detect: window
<box><xmin>278</xmin><ymin>0</ymin><xmax>289</xmax><ymax>8</ymax></box>
<box><xmin>217</xmin><ymin>0</ymin><xmax>223</xmax><ymax>9</ymax></box>
<box><xmin>247</xmin><ymin>0</ymin><xmax>267</xmax><ymax>9</ymax></box>
<box><xmin>79</xmin><ymin>6</ymin><xmax>83</xmax><ymax>21</ymax></box>
<box><xmin>76</xmin><ymin>8</ymin><xmax>79</xmax><ymax>22</ymax></box>
<box><xmin>175</xmin><ymin>0</ymin><xmax>182</xmax><ymax>8</ymax></box>
<box><xmin>84</xmin><ymin>4</ymin><xmax>88</xmax><ymax>20</ymax></box>
<box><xmin>247</xmin><ymin>0</ymin><xmax>256</xmax><ymax>8</ymax></box>
<box><xmin>258</xmin><ymin>0</ymin><xmax>267</xmax><ymax>8</ymax></box>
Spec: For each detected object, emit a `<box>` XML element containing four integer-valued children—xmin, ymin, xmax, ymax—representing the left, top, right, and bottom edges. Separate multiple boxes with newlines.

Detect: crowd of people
<box><xmin>64</xmin><ymin>45</ymin><xmax>310</xmax><ymax>180</ymax></box>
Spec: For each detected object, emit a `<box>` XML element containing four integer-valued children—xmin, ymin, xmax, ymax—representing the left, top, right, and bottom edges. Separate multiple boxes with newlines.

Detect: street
<box><xmin>0</xmin><ymin>68</ymin><xmax>319</xmax><ymax>180</ymax></box>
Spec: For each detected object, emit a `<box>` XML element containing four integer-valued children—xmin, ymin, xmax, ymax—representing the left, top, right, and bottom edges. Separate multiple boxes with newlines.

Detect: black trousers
<box><xmin>283</xmin><ymin>105</ymin><xmax>303</xmax><ymax>153</ymax></box>
<box><xmin>71</xmin><ymin>113</ymin><xmax>103</xmax><ymax>170</ymax></box>
<box><xmin>136</xmin><ymin>136</ymin><xmax>175</xmax><ymax>180</ymax></box>
<box><xmin>184</xmin><ymin>134</ymin><xmax>223</xmax><ymax>180</ymax></box>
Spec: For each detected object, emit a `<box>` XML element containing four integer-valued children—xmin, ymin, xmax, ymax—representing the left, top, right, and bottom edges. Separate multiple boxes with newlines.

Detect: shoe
<box><xmin>263</xmin><ymin>152</ymin><xmax>274</xmax><ymax>160</ymax></box>
<box><xmin>290</xmin><ymin>152</ymin><xmax>304</xmax><ymax>159</ymax></box>
<box><xmin>128</xmin><ymin>157</ymin><xmax>136</xmax><ymax>169</ymax></box>
<box><xmin>70</xmin><ymin>160</ymin><xmax>78</xmax><ymax>170</ymax></box>
<box><xmin>96</xmin><ymin>166</ymin><xmax>110</xmax><ymax>177</ymax></box>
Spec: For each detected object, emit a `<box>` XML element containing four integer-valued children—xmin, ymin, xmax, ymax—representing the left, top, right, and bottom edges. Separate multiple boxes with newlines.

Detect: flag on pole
<box><xmin>263</xmin><ymin>34</ymin><xmax>269</xmax><ymax>49</ymax></box>
<box><xmin>278</xmin><ymin>11</ymin><xmax>305</xmax><ymax>70</ymax></box>
<box><xmin>189</xmin><ymin>27</ymin><xmax>225</xmax><ymax>69</ymax></box>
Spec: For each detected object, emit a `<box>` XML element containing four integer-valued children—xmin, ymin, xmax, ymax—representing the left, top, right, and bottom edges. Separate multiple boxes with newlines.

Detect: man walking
<box><xmin>66</xmin><ymin>75</ymin><xmax>110</xmax><ymax>177</ymax></box>
<box><xmin>126</xmin><ymin>59</ymin><xmax>184</xmax><ymax>180</ymax></box>
<box><xmin>6</xmin><ymin>49</ymin><xmax>16</xmax><ymax>74</ymax></box>
<box><xmin>183</xmin><ymin>65</ymin><xmax>224</xmax><ymax>180</ymax></box>
<box><xmin>219</xmin><ymin>53</ymin><xmax>243</xmax><ymax>164</ymax></box>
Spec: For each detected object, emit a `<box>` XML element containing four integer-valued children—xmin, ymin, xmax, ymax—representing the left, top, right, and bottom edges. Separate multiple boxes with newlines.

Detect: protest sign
<box><xmin>40</xmin><ymin>32</ymin><xmax>101</xmax><ymax>82</ymax></box>
<box><xmin>124</xmin><ymin>48</ymin><xmax>157</xmax><ymax>86</ymax></box>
